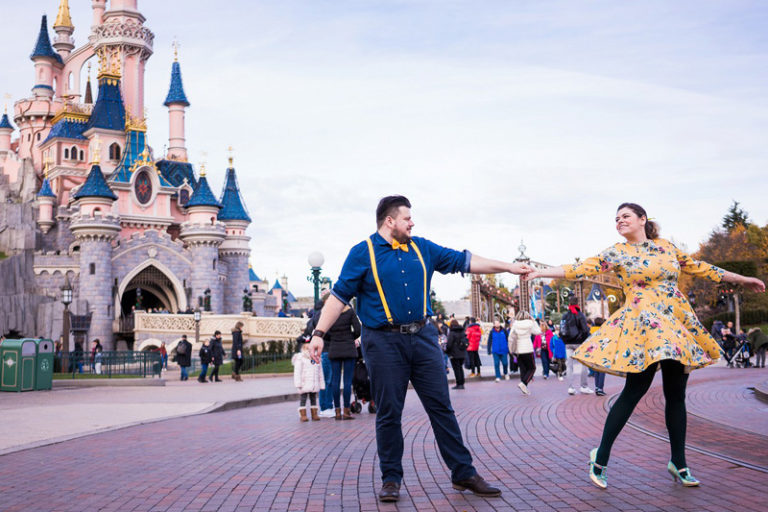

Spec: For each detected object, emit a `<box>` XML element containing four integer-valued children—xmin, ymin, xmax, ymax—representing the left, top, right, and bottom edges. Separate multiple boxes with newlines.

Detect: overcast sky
<box><xmin>2</xmin><ymin>1</ymin><xmax>767</xmax><ymax>300</ymax></box>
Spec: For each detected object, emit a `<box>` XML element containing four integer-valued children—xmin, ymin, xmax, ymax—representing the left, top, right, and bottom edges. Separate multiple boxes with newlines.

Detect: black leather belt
<box><xmin>375</xmin><ymin>319</ymin><xmax>427</xmax><ymax>334</ymax></box>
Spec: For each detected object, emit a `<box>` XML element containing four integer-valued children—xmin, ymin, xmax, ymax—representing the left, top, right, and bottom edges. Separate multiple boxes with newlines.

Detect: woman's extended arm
<box><xmin>721</xmin><ymin>270</ymin><xmax>766</xmax><ymax>293</ymax></box>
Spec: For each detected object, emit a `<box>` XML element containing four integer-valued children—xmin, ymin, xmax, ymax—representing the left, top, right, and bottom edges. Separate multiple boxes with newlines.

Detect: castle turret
<box><xmin>217</xmin><ymin>153</ymin><xmax>252</xmax><ymax>313</ymax></box>
<box><xmin>36</xmin><ymin>159</ymin><xmax>57</xmax><ymax>234</ymax></box>
<box><xmin>0</xmin><ymin>109</ymin><xmax>13</xmax><ymax>154</ymax></box>
<box><xmin>30</xmin><ymin>15</ymin><xmax>62</xmax><ymax>99</ymax></box>
<box><xmin>91</xmin><ymin>0</ymin><xmax>106</xmax><ymax>28</ymax></box>
<box><xmin>179</xmin><ymin>166</ymin><xmax>226</xmax><ymax>313</ymax></box>
<box><xmin>163</xmin><ymin>51</ymin><xmax>190</xmax><ymax>161</ymax></box>
<box><xmin>70</xmin><ymin>144</ymin><xmax>120</xmax><ymax>349</ymax></box>
<box><xmin>52</xmin><ymin>0</ymin><xmax>75</xmax><ymax>60</ymax></box>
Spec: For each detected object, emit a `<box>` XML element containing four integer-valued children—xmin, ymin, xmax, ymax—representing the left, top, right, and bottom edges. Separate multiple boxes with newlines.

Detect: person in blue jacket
<box><xmin>486</xmin><ymin>319</ymin><xmax>510</xmax><ymax>381</ymax></box>
<box><xmin>550</xmin><ymin>328</ymin><xmax>567</xmax><ymax>381</ymax></box>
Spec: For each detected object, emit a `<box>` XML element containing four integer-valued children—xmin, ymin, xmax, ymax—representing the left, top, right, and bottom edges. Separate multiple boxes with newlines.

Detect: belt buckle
<box><xmin>399</xmin><ymin>324</ymin><xmax>411</xmax><ymax>334</ymax></box>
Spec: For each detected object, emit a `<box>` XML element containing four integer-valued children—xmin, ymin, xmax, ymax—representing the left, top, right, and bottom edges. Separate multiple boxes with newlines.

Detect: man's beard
<box><xmin>392</xmin><ymin>227</ymin><xmax>411</xmax><ymax>245</ymax></box>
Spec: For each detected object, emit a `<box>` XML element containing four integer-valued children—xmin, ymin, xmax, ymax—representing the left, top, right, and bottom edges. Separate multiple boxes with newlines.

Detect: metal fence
<box><xmin>55</xmin><ymin>351</ymin><xmax>163</xmax><ymax>379</ymax></box>
<box><xmin>183</xmin><ymin>352</ymin><xmax>294</xmax><ymax>375</ymax></box>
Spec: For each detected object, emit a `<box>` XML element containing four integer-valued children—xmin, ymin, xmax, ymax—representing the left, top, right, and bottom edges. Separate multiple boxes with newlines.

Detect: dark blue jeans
<box><xmin>319</xmin><ymin>352</ymin><xmax>334</xmax><ymax>410</ymax></box>
<box><xmin>540</xmin><ymin>349</ymin><xmax>550</xmax><ymax>377</ymax></box>
<box><xmin>492</xmin><ymin>353</ymin><xmax>508</xmax><ymax>379</ymax></box>
<box><xmin>198</xmin><ymin>363</ymin><xmax>208</xmax><ymax>381</ymax></box>
<box><xmin>360</xmin><ymin>322</ymin><xmax>476</xmax><ymax>484</ymax></box>
<box><xmin>594</xmin><ymin>371</ymin><xmax>605</xmax><ymax>391</ymax></box>
<box><xmin>331</xmin><ymin>357</ymin><xmax>355</xmax><ymax>408</ymax></box>
<box><xmin>180</xmin><ymin>366</ymin><xmax>188</xmax><ymax>380</ymax></box>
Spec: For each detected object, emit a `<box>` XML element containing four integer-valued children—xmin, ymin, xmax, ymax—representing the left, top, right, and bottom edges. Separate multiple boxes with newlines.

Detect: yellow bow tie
<box><xmin>391</xmin><ymin>239</ymin><xmax>409</xmax><ymax>252</ymax></box>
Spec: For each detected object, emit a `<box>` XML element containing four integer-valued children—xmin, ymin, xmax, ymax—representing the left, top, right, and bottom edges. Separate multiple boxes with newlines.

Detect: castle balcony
<box><xmin>178</xmin><ymin>221</ymin><xmax>226</xmax><ymax>246</ymax></box>
<box><xmin>70</xmin><ymin>211</ymin><xmax>121</xmax><ymax>240</ymax></box>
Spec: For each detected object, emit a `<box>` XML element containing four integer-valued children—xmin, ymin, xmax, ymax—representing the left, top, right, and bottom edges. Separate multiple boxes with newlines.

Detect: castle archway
<box><xmin>117</xmin><ymin>261</ymin><xmax>187</xmax><ymax>316</ymax></box>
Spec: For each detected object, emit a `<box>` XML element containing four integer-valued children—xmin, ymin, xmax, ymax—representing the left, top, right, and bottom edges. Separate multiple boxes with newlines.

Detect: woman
<box><xmin>327</xmin><ymin>304</ymin><xmax>362</xmax><ymax>420</ymax></box>
<box><xmin>446</xmin><ymin>319</ymin><xmax>468</xmax><ymax>389</ymax></box>
<box><xmin>231</xmin><ymin>321</ymin><xmax>244</xmax><ymax>381</ymax></box>
<box><xmin>525</xmin><ymin>202</ymin><xmax>765</xmax><ymax>489</ymax></box>
<box><xmin>465</xmin><ymin>318</ymin><xmax>483</xmax><ymax>377</ymax></box>
<box><xmin>509</xmin><ymin>311</ymin><xmax>541</xmax><ymax>395</ymax></box>
<box><xmin>535</xmin><ymin>320</ymin><xmax>552</xmax><ymax>380</ymax></box>
<box><xmin>747</xmin><ymin>328</ymin><xmax>768</xmax><ymax>368</ymax></box>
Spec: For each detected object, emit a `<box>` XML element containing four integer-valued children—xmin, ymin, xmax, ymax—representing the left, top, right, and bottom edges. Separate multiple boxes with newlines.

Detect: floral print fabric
<box><xmin>563</xmin><ymin>238</ymin><xmax>724</xmax><ymax>376</ymax></box>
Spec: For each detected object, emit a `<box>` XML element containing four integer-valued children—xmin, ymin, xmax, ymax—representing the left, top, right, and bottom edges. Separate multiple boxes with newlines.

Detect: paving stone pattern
<box><xmin>0</xmin><ymin>367</ymin><xmax>765</xmax><ymax>511</ymax></box>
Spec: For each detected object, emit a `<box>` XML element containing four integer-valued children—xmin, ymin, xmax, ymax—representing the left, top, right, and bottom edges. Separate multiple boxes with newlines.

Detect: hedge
<box><xmin>701</xmin><ymin>309</ymin><xmax>768</xmax><ymax>330</ymax></box>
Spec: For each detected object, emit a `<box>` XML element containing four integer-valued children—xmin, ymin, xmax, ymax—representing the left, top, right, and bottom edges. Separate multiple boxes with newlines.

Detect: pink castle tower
<box><xmin>164</xmin><ymin>46</ymin><xmax>190</xmax><ymax>162</ymax></box>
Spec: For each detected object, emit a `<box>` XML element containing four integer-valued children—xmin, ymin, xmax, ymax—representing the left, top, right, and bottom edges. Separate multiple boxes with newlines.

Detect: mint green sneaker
<box><xmin>668</xmin><ymin>462</ymin><xmax>700</xmax><ymax>487</ymax></box>
<box><xmin>589</xmin><ymin>448</ymin><xmax>607</xmax><ymax>489</ymax></box>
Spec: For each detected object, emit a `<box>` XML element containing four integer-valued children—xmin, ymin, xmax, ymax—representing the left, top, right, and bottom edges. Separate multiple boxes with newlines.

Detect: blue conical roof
<box><xmin>217</xmin><ymin>167</ymin><xmax>251</xmax><ymax>222</ymax></box>
<box><xmin>30</xmin><ymin>15</ymin><xmax>62</xmax><ymax>64</ymax></box>
<box><xmin>164</xmin><ymin>61</ymin><xmax>190</xmax><ymax>107</ymax></box>
<box><xmin>248</xmin><ymin>267</ymin><xmax>260</xmax><ymax>282</ymax></box>
<box><xmin>37</xmin><ymin>177</ymin><xmax>56</xmax><ymax>198</ymax></box>
<box><xmin>186</xmin><ymin>175</ymin><xmax>221</xmax><ymax>208</ymax></box>
<box><xmin>0</xmin><ymin>112</ymin><xmax>13</xmax><ymax>130</ymax></box>
<box><xmin>270</xmin><ymin>279</ymin><xmax>283</xmax><ymax>290</ymax></box>
<box><xmin>73</xmin><ymin>164</ymin><xmax>118</xmax><ymax>200</ymax></box>
<box><xmin>86</xmin><ymin>76</ymin><xmax>126</xmax><ymax>131</ymax></box>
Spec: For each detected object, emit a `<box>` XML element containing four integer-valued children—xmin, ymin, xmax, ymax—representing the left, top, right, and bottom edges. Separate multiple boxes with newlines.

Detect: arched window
<box><xmin>109</xmin><ymin>143</ymin><xmax>121</xmax><ymax>161</ymax></box>
<box><xmin>36</xmin><ymin>133</ymin><xmax>40</xmax><ymax>141</ymax></box>
<box><xmin>64</xmin><ymin>148</ymin><xmax>69</xmax><ymax>159</ymax></box>
<box><xmin>79</xmin><ymin>150</ymin><xmax>84</xmax><ymax>160</ymax></box>
<box><xmin>71</xmin><ymin>145</ymin><xmax>77</xmax><ymax>160</ymax></box>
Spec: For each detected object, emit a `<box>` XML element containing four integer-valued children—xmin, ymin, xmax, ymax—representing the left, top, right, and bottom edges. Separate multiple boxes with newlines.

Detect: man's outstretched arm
<box><xmin>469</xmin><ymin>254</ymin><xmax>533</xmax><ymax>275</ymax></box>
<box><xmin>307</xmin><ymin>294</ymin><xmax>346</xmax><ymax>363</ymax></box>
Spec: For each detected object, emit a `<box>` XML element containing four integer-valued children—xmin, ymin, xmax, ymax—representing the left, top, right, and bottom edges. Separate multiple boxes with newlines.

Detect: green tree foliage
<box><xmin>722</xmin><ymin>200</ymin><xmax>749</xmax><ymax>231</ymax></box>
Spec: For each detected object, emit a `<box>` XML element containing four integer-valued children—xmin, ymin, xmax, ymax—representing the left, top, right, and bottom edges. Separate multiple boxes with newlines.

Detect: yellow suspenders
<box><xmin>365</xmin><ymin>237</ymin><xmax>427</xmax><ymax>324</ymax></box>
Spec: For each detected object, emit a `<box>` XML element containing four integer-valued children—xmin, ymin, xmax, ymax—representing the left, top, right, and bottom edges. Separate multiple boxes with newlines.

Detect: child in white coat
<box><xmin>292</xmin><ymin>340</ymin><xmax>325</xmax><ymax>421</ymax></box>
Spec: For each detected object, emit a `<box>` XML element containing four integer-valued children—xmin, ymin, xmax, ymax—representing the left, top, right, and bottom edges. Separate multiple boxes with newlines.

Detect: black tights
<box><xmin>596</xmin><ymin>359</ymin><xmax>689</xmax><ymax>468</ymax></box>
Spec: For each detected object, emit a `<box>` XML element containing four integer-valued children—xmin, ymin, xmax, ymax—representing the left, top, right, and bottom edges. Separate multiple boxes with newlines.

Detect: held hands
<box><xmin>510</xmin><ymin>262</ymin><xmax>535</xmax><ymax>276</ymax></box>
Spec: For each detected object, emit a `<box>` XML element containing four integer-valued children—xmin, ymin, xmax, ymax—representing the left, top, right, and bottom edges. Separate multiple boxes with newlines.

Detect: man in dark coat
<box><xmin>231</xmin><ymin>322</ymin><xmax>245</xmax><ymax>381</ymax></box>
<box><xmin>208</xmin><ymin>331</ymin><xmax>225</xmax><ymax>382</ymax></box>
<box><xmin>175</xmin><ymin>334</ymin><xmax>193</xmax><ymax>381</ymax></box>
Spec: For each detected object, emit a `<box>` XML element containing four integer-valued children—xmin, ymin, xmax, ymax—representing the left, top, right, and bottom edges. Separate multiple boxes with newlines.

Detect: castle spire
<box><xmin>53</xmin><ymin>1</ymin><xmax>76</xmax><ymax>59</ymax></box>
<box><xmin>30</xmin><ymin>15</ymin><xmax>61</xmax><ymax>63</ymax></box>
<box><xmin>165</xmin><ymin>47</ymin><xmax>190</xmax><ymax>161</ymax></box>
<box><xmin>84</xmin><ymin>64</ymin><xmax>93</xmax><ymax>104</ymax></box>
<box><xmin>218</xmin><ymin>150</ymin><xmax>252</xmax><ymax>223</ymax></box>
<box><xmin>30</xmin><ymin>15</ymin><xmax>61</xmax><ymax>99</ymax></box>
<box><xmin>54</xmin><ymin>0</ymin><xmax>74</xmax><ymax>29</ymax></box>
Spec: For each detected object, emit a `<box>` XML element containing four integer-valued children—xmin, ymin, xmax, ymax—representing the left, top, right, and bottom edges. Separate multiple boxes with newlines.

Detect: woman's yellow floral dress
<box><xmin>563</xmin><ymin>238</ymin><xmax>724</xmax><ymax>377</ymax></box>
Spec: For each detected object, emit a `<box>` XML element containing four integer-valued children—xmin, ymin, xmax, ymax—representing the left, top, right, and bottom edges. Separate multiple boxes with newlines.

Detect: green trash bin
<box><xmin>34</xmin><ymin>338</ymin><xmax>54</xmax><ymax>390</ymax></box>
<box><xmin>1</xmin><ymin>339</ymin><xmax>37</xmax><ymax>392</ymax></box>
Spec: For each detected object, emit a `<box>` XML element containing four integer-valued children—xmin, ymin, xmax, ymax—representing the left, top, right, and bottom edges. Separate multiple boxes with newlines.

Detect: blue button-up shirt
<box><xmin>331</xmin><ymin>232</ymin><xmax>471</xmax><ymax>328</ymax></box>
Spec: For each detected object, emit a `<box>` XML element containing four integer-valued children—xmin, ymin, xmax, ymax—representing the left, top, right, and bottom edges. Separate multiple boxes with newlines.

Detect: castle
<box><xmin>0</xmin><ymin>1</ymin><xmax>273</xmax><ymax>350</ymax></box>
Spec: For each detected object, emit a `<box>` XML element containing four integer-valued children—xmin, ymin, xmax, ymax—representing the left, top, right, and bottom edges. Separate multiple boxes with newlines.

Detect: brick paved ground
<box><xmin>0</xmin><ymin>366</ymin><xmax>765</xmax><ymax>511</ymax></box>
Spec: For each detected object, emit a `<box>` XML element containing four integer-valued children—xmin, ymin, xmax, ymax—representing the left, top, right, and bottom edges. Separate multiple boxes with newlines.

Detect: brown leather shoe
<box><xmin>342</xmin><ymin>407</ymin><xmax>355</xmax><ymax>420</ymax></box>
<box><xmin>334</xmin><ymin>408</ymin><xmax>342</xmax><ymax>421</ymax></box>
<box><xmin>378</xmin><ymin>481</ymin><xmax>400</xmax><ymax>502</ymax></box>
<box><xmin>452</xmin><ymin>474</ymin><xmax>501</xmax><ymax>497</ymax></box>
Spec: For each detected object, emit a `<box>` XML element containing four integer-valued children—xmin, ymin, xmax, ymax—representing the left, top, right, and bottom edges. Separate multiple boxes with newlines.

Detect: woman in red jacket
<box><xmin>465</xmin><ymin>318</ymin><xmax>482</xmax><ymax>377</ymax></box>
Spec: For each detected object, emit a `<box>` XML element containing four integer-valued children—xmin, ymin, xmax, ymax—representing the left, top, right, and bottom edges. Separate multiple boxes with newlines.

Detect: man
<box><xmin>175</xmin><ymin>334</ymin><xmax>193</xmax><ymax>381</ymax></box>
<box><xmin>308</xmin><ymin>195</ymin><xmax>533</xmax><ymax>502</ymax></box>
<box><xmin>208</xmin><ymin>331</ymin><xmax>224</xmax><ymax>382</ymax></box>
<box><xmin>560</xmin><ymin>296</ymin><xmax>593</xmax><ymax>395</ymax></box>
<box><xmin>486</xmin><ymin>319</ymin><xmax>510</xmax><ymax>381</ymax></box>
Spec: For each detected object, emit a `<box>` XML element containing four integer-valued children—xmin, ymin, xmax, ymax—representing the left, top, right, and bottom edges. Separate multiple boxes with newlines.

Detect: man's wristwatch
<box><xmin>311</xmin><ymin>329</ymin><xmax>326</xmax><ymax>338</ymax></box>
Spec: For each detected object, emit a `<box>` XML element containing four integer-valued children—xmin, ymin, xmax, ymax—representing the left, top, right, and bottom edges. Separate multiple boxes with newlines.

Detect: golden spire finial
<box><xmin>90</xmin><ymin>135</ymin><xmax>101</xmax><ymax>165</ymax></box>
<box><xmin>227</xmin><ymin>146</ymin><xmax>234</xmax><ymax>167</ymax></box>
<box><xmin>141</xmin><ymin>140</ymin><xmax>150</xmax><ymax>161</ymax></box>
<box><xmin>199</xmin><ymin>163</ymin><xmax>207</xmax><ymax>177</ymax></box>
<box><xmin>54</xmin><ymin>0</ymin><xmax>74</xmax><ymax>29</ymax></box>
<box><xmin>44</xmin><ymin>153</ymin><xmax>52</xmax><ymax>178</ymax></box>
<box><xmin>3</xmin><ymin>93</ymin><xmax>10</xmax><ymax>114</ymax></box>
<box><xmin>172</xmin><ymin>38</ymin><xmax>179</xmax><ymax>62</ymax></box>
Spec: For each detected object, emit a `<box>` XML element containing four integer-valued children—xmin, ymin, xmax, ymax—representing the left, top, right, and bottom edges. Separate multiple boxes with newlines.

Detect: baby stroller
<box><xmin>350</xmin><ymin>347</ymin><xmax>376</xmax><ymax>414</ymax></box>
<box><xmin>725</xmin><ymin>336</ymin><xmax>751</xmax><ymax>368</ymax></box>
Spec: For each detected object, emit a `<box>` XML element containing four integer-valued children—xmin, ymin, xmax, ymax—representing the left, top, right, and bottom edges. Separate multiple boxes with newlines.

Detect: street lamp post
<box><xmin>60</xmin><ymin>276</ymin><xmax>73</xmax><ymax>373</ymax></box>
<box><xmin>307</xmin><ymin>251</ymin><xmax>325</xmax><ymax>303</ymax></box>
<box><xmin>194</xmin><ymin>308</ymin><xmax>202</xmax><ymax>347</ymax></box>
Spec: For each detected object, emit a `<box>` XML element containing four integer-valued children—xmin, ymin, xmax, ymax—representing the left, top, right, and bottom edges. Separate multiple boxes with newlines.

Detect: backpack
<box><xmin>560</xmin><ymin>312</ymin><xmax>582</xmax><ymax>343</ymax></box>
<box><xmin>459</xmin><ymin>333</ymin><xmax>469</xmax><ymax>351</ymax></box>
<box><xmin>176</xmin><ymin>341</ymin><xmax>188</xmax><ymax>355</ymax></box>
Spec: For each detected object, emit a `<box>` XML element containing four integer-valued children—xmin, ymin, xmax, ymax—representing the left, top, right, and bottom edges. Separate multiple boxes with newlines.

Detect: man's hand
<box><xmin>510</xmin><ymin>262</ymin><xmax>535</xmax><ymax>275</ymax></box>
<box><xmin>309</xmin><ymin>336</ymin><xmax>324</xmax><ymax>364</ymax></box>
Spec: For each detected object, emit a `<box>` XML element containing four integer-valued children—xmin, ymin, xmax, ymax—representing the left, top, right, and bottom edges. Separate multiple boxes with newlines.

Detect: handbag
<box><xmin>508</xmin><ymin>330</ymin><xmax>518</xmax><ymax>355</ymax></box>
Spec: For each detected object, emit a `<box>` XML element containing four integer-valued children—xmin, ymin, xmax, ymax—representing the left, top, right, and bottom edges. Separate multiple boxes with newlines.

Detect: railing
<box><xmin>183</xmin><ymin>352</ymin><xmax>294</xmax><ymax>375</ymax></box>
<box><xmin>55</xmin><ymin>351</ymin><xmax>162</xmax><ymax>379</ymax></box>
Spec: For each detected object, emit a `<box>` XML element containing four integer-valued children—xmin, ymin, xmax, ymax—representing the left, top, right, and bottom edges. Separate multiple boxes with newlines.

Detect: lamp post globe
<box><xmin>307</xmin><ymin>251</ymin><xmax>325</xmax><ymax>303</ymax></box>
<box><xmin>308</xmin><ymin>251</ymin><xmax>324</xmax><ymax>269</ymax></box>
